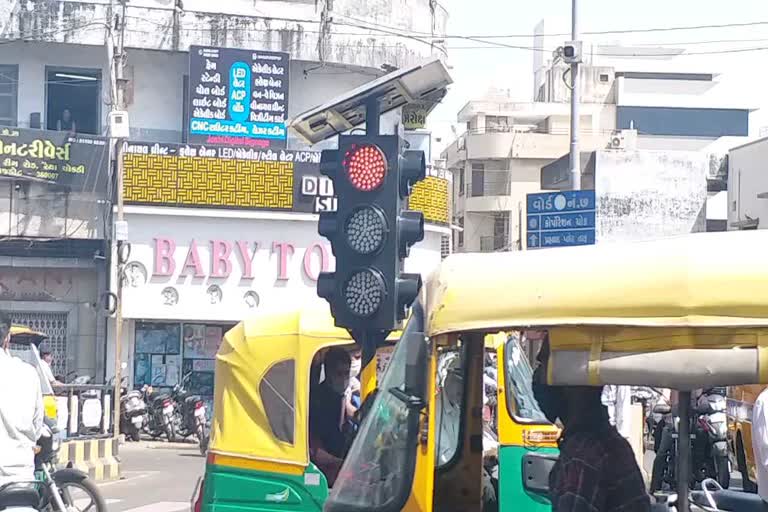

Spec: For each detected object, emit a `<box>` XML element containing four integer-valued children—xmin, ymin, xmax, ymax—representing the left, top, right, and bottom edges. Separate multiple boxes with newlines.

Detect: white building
<box><xmin>728</xmin><ymin>137</ymin><xmax>768</xmax><ymax>231</ymax></box>
<box><xmin>442</xmin><ymin>92</ymin><xmax>615</xmax><ymax>252</ymax></box>
<box><xmin>444</xmin><ymin>23</ymin><xmax>754</xmax><ymax>253</ymax></box>
<box><xmin>0</xmin><ymin>0</ymin><xmax>450</xmax><ymax>381</ymax></box>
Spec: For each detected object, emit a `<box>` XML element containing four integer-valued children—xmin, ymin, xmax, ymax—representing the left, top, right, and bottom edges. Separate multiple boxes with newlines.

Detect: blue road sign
<box><xmin>526</xmin><ymin>190</ymin><xmax>596</xmax><ymax>249</ymax></box>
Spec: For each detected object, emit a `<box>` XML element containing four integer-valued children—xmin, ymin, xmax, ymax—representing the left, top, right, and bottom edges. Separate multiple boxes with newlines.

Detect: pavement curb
<box><xmin>59</xmin><ymin>437</ymin><xmax>121</xmax><ymax>481</ymax></box>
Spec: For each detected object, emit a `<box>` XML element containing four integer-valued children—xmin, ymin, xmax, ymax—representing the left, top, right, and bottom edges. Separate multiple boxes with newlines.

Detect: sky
<box><xmin>429</xmin><ymin>0</ymin><xmax>768</xmax><ymax>151</ymax></box>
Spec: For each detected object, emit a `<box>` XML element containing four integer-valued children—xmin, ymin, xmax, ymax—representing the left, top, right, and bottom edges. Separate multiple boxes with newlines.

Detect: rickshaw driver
<box><xmin>309</xmin><ymin>347</ymin><xmax>354</xmax><ymax>487</ymax></box>
<box><xmin>532</xmin><ymin>339</ymin><xmax>651</xmax><ymax>512</ymax></box>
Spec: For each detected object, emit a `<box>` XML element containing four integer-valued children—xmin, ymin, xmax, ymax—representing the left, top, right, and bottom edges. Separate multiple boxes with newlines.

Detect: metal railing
<box><xmin>54</xmin><ymin>384</ymin><xmax>116</xmax><ymax>440</ymax></box>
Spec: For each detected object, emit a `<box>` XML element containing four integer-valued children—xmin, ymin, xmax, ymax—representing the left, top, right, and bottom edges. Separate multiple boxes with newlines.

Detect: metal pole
<box><xmin>677</xmin><ymin>391</ymin><xmax>691</xmax><ymax>512</ymax></box>
<box><xmin>111</xmin><ymin>0</ymin><xmax>127</xmax><ymax>439</ymax></box>
<box><xmin>365</xmin><ymin>97</ymin><xmax>380</xmax><ymax>137</ymax></box>
<box><xmin>568</xmin><ymin>0</ymin><xmax>581</xmax><ymax>191</ymax></box>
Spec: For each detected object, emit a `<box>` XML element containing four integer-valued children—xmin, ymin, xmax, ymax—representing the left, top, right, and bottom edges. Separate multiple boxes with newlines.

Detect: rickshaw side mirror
<box><xmin>522</xmin><ymin>452</ymin><xmax>558</xmax><ymax>497</ymax></box>
<box><xmin>403</xmin><ymin>302</ymin><xmax>427</xmax><ymax>404</ymax></box>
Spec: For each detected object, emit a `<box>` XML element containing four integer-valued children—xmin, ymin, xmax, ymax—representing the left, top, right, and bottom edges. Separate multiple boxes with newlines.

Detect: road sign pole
<box><xmin>569</xmin><ymin>0</ymin><xmax>581</xmax><ymax>191</ymax></box>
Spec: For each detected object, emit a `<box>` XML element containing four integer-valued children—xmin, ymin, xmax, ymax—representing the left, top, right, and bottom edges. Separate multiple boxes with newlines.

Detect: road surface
<box><xmin>98</xmin><ymin>441</ymin><xmax>204</xmax><ymax>512</ymax></box>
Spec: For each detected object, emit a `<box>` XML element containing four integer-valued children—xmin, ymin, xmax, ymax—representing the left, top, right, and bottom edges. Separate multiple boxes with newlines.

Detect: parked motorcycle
<box><xmin>141</xmin><ymin>385</ymin><xmax>176</xmax><ymax>441</ymax></box>
<box><xmin>119</xmin><ymin>379</ymin><xmax>148</xmax><ymax>442</ymax></box>
<box><xmin>171</xmin><ymin>373</ymin><xmax>209</xmax><ymax>454</ymax></box>
<box><xmin>693</xmin><ymin>388</ymin><xmax>730</xmax><ymax>489</ymax></box>
<box><xmin>650</xmin><ymin>389</ymin><xmax>731</xmax><ymax>492</ymax></box>
<box><xmin>0</xmin><ymin>420</ymin><xmax>107</xmax><ymax>512</ymax></box>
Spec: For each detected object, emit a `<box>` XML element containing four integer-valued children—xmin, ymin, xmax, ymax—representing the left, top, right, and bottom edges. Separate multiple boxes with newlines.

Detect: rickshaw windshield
<box><xmin>325</xmin><ymin>311</ymin><xmax>425</xmax><ymax>512</ymax></box>
<box><xmin>504</xmin><ymin>335</ymin><xmax>547</xmax><ymax>423</ymax></box>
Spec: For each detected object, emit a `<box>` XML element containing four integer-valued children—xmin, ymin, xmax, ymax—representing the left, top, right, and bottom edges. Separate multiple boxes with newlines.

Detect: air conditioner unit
<box><xmin>607</xmin><ymin>129</ymin><xmax>637</xmax><ymax>151</ymax></box>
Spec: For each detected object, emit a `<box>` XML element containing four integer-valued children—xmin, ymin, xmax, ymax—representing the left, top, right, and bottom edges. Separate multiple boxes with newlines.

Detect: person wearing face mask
<box><xmin>309</xmin><ymin>347</ymin><xmax>352</xmax><ymax>486</ymax></box>
<box><xmin>531</xmin><ymin>337</ymin><xmax>650</xmax><ymax>512</ymax></box>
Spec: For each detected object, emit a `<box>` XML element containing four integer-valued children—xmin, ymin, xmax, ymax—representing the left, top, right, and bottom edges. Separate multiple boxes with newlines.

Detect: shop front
<box><xmin>108</xmin><ymin>139</ymin><xmax>450</xmax><ymax>405</ymax></box>
<box><xmin>112</xmin><ymin>209</ymin><xmax>446</xmax><ymax>406</ymax></box>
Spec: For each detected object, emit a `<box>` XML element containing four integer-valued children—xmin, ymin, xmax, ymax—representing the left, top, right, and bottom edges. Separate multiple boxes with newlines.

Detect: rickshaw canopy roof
<box><xmin>210</xmin><ymin>303</ymin><xmax>399</xmax><ymax>467</ymax></box>
<box><xmin>425</xmin><ymin>231</ymin><xmax>768</xmax><ymax>389</ymax></box>
<box><xmin>9</xmin><ymin>325</ymin><xmax>48</xmax><ymax>345</ymax></box>
<box><xmin>427</xmin><ymin>230</ymin><xmax>768</xmax><ymax>335</ymax></box>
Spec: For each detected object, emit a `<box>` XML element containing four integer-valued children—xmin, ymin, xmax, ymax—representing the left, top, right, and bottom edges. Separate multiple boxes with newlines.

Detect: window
<box><xmin>458</xmin><ymin>216</ymin><xmax>464</xmax><ymax>248</ymax></box>
<box><xmin>46</xmin><ymin>67</ymin><xmax>102</xmax><ymax>135</ymax></box>
<box><xmin>504</xmin><ymin>335</ymin><xmax>548</xmax><ymax>423</ymax></box>
<box><xmin>0</xmin><ymin>65</ymin><xmax>18</xmax><ymax>127</ymax></box>
<box><xmin>471</xmin><ymin>163</ymin><xmax>485</xmax><ymax>197</ymax></box>
<box><xmin>458</xmin><ymin>169</ymin><xmax>465</xmax><ymax>196</ymax></box>
<box><xmin>260</xmin><ymin>359</ymin><xmax>295</xmax><ymax>444</ymax></box>
<box><xmin>599</xmin><ymin>73</ymin><xmax>610</xmax><ymax>83</ymax></box>
<box><xmin>435</xmin><ymin>348</ymin><xmax>465</xmax><ymax>466</ymax></box>
<box><xmin>486</xmin><ymin>115</ymin><xmax>510</xmax><ymax>132</ymax></box>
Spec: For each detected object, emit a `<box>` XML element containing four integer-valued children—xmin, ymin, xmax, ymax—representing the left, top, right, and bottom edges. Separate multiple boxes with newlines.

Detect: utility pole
<box><xmin>110</xmin><ymin>0</ymin><xmax>128</xmax><ymax>439</ymax></box>
<box><xmin>568</xmin><ymin>0</ymin><xmax>581</xmax><ymax>191</ymax></box>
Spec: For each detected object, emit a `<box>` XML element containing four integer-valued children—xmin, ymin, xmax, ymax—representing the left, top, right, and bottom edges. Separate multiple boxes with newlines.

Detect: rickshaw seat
<box><xmin>690</xmin><ymin>489</ymin><xmax>768</xmax><ymax>512</ymax></box>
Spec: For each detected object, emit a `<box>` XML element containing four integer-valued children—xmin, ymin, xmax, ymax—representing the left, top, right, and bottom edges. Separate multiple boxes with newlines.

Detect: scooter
<box><xmin>689</xmin><ymin>478</ymin><xmax>766</xmax><ymax>511</ymax></box>
<box><xmin>120</xmin><ymin>381</ymin><xmax>148</xmax><ymax>442</ymax></box>
<box><xmin>693</xmin><ymin>390</ymin><xmax>730</xmax><ymax>489</ymax></box>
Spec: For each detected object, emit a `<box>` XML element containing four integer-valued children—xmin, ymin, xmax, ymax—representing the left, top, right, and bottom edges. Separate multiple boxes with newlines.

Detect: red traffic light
<box><xmin>343</xmin><ymin>144</ymin><xmax>387</xmax><ymax>192</ymax></box>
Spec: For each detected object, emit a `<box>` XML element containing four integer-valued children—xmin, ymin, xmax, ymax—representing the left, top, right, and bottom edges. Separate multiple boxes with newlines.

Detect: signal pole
<box><xmin>568</xmin><ymin>0</ymin><xmax>581</xmax><ymax>191</ymax></box>
<box><xmin>359</xmin><ymin>97</ymin><xmax>384</xmax><ymax>403</ymax></box>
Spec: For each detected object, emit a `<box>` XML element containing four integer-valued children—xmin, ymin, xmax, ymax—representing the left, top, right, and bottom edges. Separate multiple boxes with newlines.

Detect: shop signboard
<box><xmin>0</xmin><ymin>127</ymin><xmax>108</xmax><ymax>191</ymax></box>
<box><xmin>188</xmin><ymin>45</ymin><xmax>289</xmax><ymax>149</ymax></box>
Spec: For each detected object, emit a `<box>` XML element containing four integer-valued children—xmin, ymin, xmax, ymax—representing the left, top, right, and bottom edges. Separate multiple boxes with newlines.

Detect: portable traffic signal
<box><xmin>317</xmin><ymin>134</ymin><xmax>426</xmax><ymax>331</ymax></box>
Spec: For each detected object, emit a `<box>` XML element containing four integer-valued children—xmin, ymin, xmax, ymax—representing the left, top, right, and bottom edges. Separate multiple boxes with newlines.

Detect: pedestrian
<box><xmin>531</xmin><ymin>337</ymin><xmax>650</xmax><ymax>512</ymax></box>
<box><xmin>601</xmin><ymin>384</ymin><xmax>632</xmax><ymax>440</ymax></box>
<box><xmin>752</xmin><ymin>386</ymin><xmax>768</xmax><ymax>501</ymax></box>
<box><xmin>0</xmin><ymin>311</ymin><xmax>45</xmax><ymax>486</ymax></box>
<box><xmin>57</xmin><ymin>108</ymin><xmax>77</xmax><ymax>136</ymax></box>
<box><xmin>39</xmin><ymin>344</ymin><xmax>63</xmax><ymax>387</ymax></box>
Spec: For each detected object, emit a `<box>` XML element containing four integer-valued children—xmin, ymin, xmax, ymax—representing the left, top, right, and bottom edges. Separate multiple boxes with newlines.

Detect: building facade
<box><xmin>106</xmin><ymin>141</ymin><xmax>450</xmax><ymax>406</ymax></box>
<box><xmin>442</xmin><ymin>93</ymin><xmax>615</xmax><ymax>252</ymax></box>
<box><xmin>0</xmin><ymin>127</ymin><xmax>110</xmax><ymax>379</ymax></box>
<box><xmin>727</xmin><ymin>137</ymin><xmax>768</xmax><ymax>231</ymax></box>
<box><xmin>444</xmin><ymin>28</ymin><xmax>754</xmax><ymax>253</ymax></box>
<box><xmin>0</xmin><ymin>0</ymin><xmax>450</xmax><ymax>380</ymax></box>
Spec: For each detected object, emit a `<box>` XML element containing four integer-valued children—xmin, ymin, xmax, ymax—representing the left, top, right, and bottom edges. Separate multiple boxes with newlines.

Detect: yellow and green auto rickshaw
<box><xmin>8</xmin><ymin>324</ymin><xmax>58</xmax><ymax>421</ymax></box>
<box><xmin>193</xmin><ymin>302</ymin><xmax>559</xmax><ymax>511</ymax></box>
<box><xmin>320</xmin><ymin>230</ymin><xmax>768</xmax><ymax>512</ymax></box>
<box><xmin>484</xmin><ymin>332</ymin><xmax>559</xmax><ymax>511</ymax></box>
<box><xmin>193</xmin><ymin>305</ymin><xmax>400</xmax><ymax>511</ymax></box>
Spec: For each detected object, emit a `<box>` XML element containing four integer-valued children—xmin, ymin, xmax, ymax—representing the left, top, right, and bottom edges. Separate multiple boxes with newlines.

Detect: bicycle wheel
<box><xmin>55</xmin><ymin>479</ymin><xmax>107</xmax><ymax>512</ymax></box>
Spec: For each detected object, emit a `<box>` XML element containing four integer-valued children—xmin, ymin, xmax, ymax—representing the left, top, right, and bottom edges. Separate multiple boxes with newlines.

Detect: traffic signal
<box><xmin>317</xmin><ymin>134</ymin><xmax>426</xmax><ymax>331</ymax></box>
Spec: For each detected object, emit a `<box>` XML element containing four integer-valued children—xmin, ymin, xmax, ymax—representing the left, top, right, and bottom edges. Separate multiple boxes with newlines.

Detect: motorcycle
<box><xmin>0</xmin><ymin>421</ymin><xmax>107</xmax><ymax>512</ymax></box>
<box><xmin>693</xmin><ymin>389</ymin><xmax>730</xmax><ymax>489</ymax></box>
<box><xmin>141</xmin><ymin>385</ymin><xmax>176</xmax><ymax>441</ymax></box>
<box><xmin>651</xmin><ymin>390</ymin><xmax>731</xmax><ymax>493</ymax></box>
<box><xmin>119</xmin><ymin>380</ymin><xmax>148</xmax><ymax>442</ymax></box>
<box><xmin>171</xmin><ymin>373</ymin><xmax>209</xmax><ymax>454</ymax></box>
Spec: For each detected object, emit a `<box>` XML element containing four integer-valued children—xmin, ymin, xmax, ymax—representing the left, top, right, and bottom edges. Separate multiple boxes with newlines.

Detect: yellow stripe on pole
<box><xmin>361</xmin><ymin>349</ymin><xmax>377</xmax><ymax>402</ymax></box>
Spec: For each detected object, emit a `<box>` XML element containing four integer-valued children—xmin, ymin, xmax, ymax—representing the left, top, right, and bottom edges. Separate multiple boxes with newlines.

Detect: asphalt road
<box><xmin>97</xmin><ymin>441</ymin><xmax>204</xmax><ymax>512</ymax></box>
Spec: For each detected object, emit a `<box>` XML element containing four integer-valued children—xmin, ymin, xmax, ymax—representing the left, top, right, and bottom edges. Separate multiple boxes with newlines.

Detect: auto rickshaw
<box><xmin>8</xmin><ymin>324</ymin><xmax>58</xmax><ymax>421</ymax></box>
<box><xmin>194</xmin><ymin>305</ymin><xmax>400</xmax><ymax>511</ymax></box>
<box><xmin>484</xmin><ymin>332</ymin><xmax>559</xmax><ymax>511</ymax></box>
<box><xmin>321</xmin><ymin>230</ymin><xmax>768</xmax><ymax>512</ymax></box>
<box><xmin>194</xmin><ymin>303</ymin><xmax>557</xmax><ymax>511</ymax></box>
